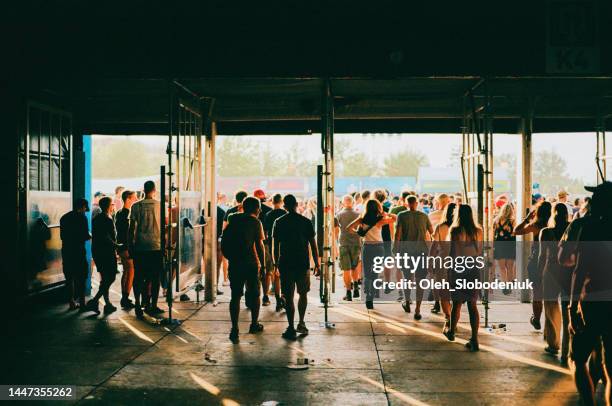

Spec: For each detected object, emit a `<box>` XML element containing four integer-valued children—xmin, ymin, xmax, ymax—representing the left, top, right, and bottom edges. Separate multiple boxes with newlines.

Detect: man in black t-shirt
<box><xmin>86</xmin><ymin>197</ymin><xmax>120</xmax><ymax>315</ymax></box>
<box><xmin>263</xmin><ymin>194</ymin><xmax>287</xmax><ymax>311</ymax></box>
<box><xmin>116</xmin><ymin>190</ymin><xmax>138</xmax><ymax>309</ymax></box>
<box><xmin>60</xmin><ymin>198</ymin><xmax>91</xmax><ymax>310</ymax></box>
<box><xmin>225</xmin><ymin>197</ymin><xmax>266</xmax><ymax>344</ymax></box>
<box><xmin>559</xmin><ymin>181</ymin><xmax>612</xmax><ymax>404</ymax></box>
<box><xmin>272</xmin><ymin>194</ymin><xmax>320</xmax><ymax>340</ymax></box>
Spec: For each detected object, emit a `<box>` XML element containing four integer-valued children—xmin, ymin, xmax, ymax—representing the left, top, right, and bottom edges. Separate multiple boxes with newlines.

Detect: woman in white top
<box><xmin>348</xmin><ymin>199</ymin><xmax>395</xmax><ymax>309</ymax></box>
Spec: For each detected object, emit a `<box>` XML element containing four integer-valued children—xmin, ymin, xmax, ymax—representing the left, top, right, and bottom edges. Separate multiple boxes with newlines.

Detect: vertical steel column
<box><xmin>481</xmin><ymin>89</ymin><xmax>494</xmax><ymax>328</ymax></box>
<box><xmin>518</xmin><ymin>107</ymin><xmax>533</xmax><ymax>303</ymax></box>
<box><xmin>596</xmin><ymin>115</ymin><xmax>607</xmax><ymax>183</ymax></box>
<box><xmin>203</xmin><ymin>121</ymin><xmax>217</xmax><ymax>303</ymax></box>
<box><xmin>321</xmin><ymin>79</ymin><xmax>335</xmax><ymax>326</ymax></box>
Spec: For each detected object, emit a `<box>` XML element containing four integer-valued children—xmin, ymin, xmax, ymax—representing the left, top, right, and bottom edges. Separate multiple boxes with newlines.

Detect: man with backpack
<box><xmin>221</xmin><ymin>196</ymin><xmax>266</xmax><ymax>344</ymax></box>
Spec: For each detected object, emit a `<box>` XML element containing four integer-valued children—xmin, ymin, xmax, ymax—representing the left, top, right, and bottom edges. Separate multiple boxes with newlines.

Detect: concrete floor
<box><xmin>4</xmin><ymin>274</ymin><xmax>600</xmax><ymax>406</ymax></box>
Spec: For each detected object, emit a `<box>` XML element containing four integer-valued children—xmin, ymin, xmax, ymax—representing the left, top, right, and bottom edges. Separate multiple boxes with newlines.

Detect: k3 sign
<box><xmin>545</xmin><ymin>0</ymin><xmax>600</xmax><ymax>74</ymax></box>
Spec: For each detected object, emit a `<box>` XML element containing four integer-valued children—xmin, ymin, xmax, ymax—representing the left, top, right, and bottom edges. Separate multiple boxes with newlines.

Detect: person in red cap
<box><xmin>253</xmin><ymin>189</ymin><xmax>273</xmax><ymax>305</ymax></box>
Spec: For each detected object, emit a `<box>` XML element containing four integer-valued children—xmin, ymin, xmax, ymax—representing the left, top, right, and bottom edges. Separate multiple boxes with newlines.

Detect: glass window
<box><xmin>27</xmin><ymin>104</ymin><xmax>71</xmax><ymax>192</ymax></box>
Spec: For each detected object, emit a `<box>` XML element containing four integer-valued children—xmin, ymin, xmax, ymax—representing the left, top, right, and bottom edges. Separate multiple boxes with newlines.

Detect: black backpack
<box><xmin>220</xmin><ymin>220</ymin><xmax>240</xmax><ymax>261</ymax></box>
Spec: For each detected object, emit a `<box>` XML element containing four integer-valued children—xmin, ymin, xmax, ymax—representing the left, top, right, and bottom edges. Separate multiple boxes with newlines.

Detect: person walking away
<box><xmin>428</xmin><ymin>203</ymin><xmax>456</xmax><ymax>325</ymax></box>
<box><xmin>116</xmin><ymin>190</ymin><xmax>138</xmax><ymax>309</ymax></box>
<box><xmin>113</xmin><ymin>186</ymin><xmax>125</xmax><ymax>212</ymax></box>
<box><xmin>393</xmin><ymin>195</ymin><xmax>433</xmax><ymax>319</ymax></box>
<box><xmin>374</xmin><ymin>190</ymin><xmax>395</xmax><ymax>297</ymax></box>
<box><xmin>221</xmin><ymin>196</ymin><xmax>266</xmax><ymax>343</ymax></box>
<box><xmin>216</xmin><ymin>204</ymin><xmax>228</xmax><ymax>293</ymax></box>
<box><xmin>272</xmin><ymin>194</ymin><xmax>320</xmax><ymax>340</ymax></box>
<box><xmin>390</xmin><ymin>191</ymin><xmax>411</xmax><ymax>302</ymax></box>
<box><xmin>128</xmin><ymin>180</ymin><xmax>163</xmax><ymax>319</ymax></box>
<box><xmin>538</xmin><ymin>202</ymin><xmax>571</xmax><ymax>362</ymax></box>
<box><xmin>443</xmin><ymin>204</ymin><xmax>483</xmax><ymax>351</ymax></box>
<box><xmin>514</xmin><ymin>201</ymin><xmax>552</xmax><ymax>330</ymax></box>
<box><xmin>493</xmin><ymin>203</ymin><xmax>517</xmax><ymax>295</ymax></box>
<box><xmin>348</xmin><ymin>199</ymin><xmax>395</xmax><ymax>310</ymax></box>
<box><xmin>428</xmin><ymin>193</ymin><xmax>450</xmax><ymax>312</ymax></box>
<box><xmin>559</xmin><ymin>181</ymin><xmax>612</xmax><ymax>405</ymax></box>
<box><xmin>60</xmin><ymin>198</ymin><xmax>91</xmax><ymax>311</ymax></box>
<box><xmin>86</xmin><ymin>197</ymin><xmax>120</xmax><ymax>315</ymax></box>
<box><xmin>254</xmin><ymin>189</ymin><xmax>273</xmax><ymax>305</ymax></box>
<box><xmin>335</xmin><ymin>195</ymin><xmax>361</xmax><ymax>301</ymax></box>
<box><xmin>264</xmin><ymin>193</ymin><xmax>287</xmax><ymax>311</ymax></box>
<box><xmin>223</xmin><ymin>190</ymin><xmax>248</xmax><ymax>229</ymax></box>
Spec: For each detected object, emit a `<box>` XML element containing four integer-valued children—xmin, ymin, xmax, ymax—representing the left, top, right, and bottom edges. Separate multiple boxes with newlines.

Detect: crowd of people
<box><xmin>60</xmin><ymin>181</ymin><xmax>611</xmax><ymax>405</ymax></box>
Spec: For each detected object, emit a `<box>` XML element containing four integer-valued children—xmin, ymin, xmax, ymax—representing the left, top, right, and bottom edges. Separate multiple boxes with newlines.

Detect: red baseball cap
<box><xmin>253</xmin><ymin>189</ymin><xmax>267</xmax><ymax>201</ymax></box>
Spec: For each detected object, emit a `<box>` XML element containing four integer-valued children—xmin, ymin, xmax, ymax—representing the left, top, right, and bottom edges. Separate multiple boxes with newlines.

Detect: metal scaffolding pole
<box><xmin>320</xmin><ymin>79</ymin><xmax>335</xmax><ymax>328</ymax></box>
<box><xmin>596</xmin><ymin>114</ymin><xmax>608</xmax><ymax>183</ymax></box>
<box><xmin>518</xmin><ymin>105</ymin><xmax>534</xmax><ymax>303</ymax></box>
<box><xmin>203</xmin><ymin>120</ymin><xmax>217</xmax><ymax>303</ymax></box>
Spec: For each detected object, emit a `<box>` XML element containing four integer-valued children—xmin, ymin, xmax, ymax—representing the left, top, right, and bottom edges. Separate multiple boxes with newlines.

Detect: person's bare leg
<box><xmin>285</xmin><ymin>291</ymin><xmax>295</xmax><ymax>330</ymax></box>
<box><xmin>450</xmin><ymin>301</ymin><xmax>462</xmax><ymax>334</ymax></box>
<box><xmin>497</xmin><ymin>259</ymin><xmax>506</xmax><ymax>282</ymax></box>
<box><xmin>383</xmin><ymin>267</ymin><xmax>391</xmax><ymax>283</ymax></box>
<box><xmin>441</xmin><ymin>299</ymin><xmax>452</xmax><ymax>320</ymax></box>
<box><xmin>508</xmin><ymin>259</ymin><xmax>516</xmax><ymax>281</ymax></box>
<box><xmin>229</xmin><ymin>295</ymin><xmax>240</xmax><ymax>331</ymax></box>
<box><xmin>343</xmin><ymin>270</ymin><xmax>352</xmax><ymax>290</ymax></box>
<box><xmin>250</xmin><ymin>294</ymin><xmax>261</xmax><ymax>325</ymax></box>
<box><xmin>467</xmin><ymin>300</ymin><xmax>479</xmax><ymax>341</ymax></box>
<box><xmin>415</xmin><ymin>275</ymin><xmax>424</xmax><ymax>316</ymax></box>
<box><xmin>298</xmin><ymin>293</ymin><xmax>308</xmax><ymax>325</ymax></box>
<box><xmin>273</xmin><ymin>272</ymin><xmax>282</xmax><ymax>301</ymax></box>
<box><xmin>574</xmin><ymin>361</ymin><xmax>596</xmax><ymax>406</ymax></box>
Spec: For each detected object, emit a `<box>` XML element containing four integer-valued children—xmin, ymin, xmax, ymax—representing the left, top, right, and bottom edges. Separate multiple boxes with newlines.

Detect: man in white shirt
<box><xmin>128</xmin><ymin>180</ymin><xmax>162</xmax><ymax>319</ymax></box>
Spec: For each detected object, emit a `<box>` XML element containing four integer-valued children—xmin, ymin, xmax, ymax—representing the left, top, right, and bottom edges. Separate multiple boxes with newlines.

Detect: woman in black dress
<box><xmin>493</xmin><ymin>202</ymin><xmax>516</xmax><ymax>295</ymax></box>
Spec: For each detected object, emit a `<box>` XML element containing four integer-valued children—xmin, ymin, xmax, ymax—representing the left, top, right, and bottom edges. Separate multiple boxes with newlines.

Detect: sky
<box><xmin>113</xmin><ymin>132</ymin><xmax>598</xmax><ymax>184</ymax></box>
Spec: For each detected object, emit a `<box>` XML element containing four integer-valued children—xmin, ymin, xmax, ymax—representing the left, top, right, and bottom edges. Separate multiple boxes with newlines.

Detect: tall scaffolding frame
<box><xmin>320</xmin><ymin>79</ymin><xmax>335</xmax><ymax>328</ymax></box>
<box><xmin>461</xmin><ymin>80</ymin><xmax>494</xmax><ymax>327</ymax></box>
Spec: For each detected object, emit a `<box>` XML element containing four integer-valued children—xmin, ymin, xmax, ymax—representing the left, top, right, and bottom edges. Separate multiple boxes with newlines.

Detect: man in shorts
<box><xmin>224</xmin><ymin>197</ymin><xmax>266</xmax><ymax>343</ymax></box>
<box><xmin>264</xmin><ymin>193</ymin><xmax>287</xmax><ymax>311</ymax></box>
<box><xmin>335</xmin><ymin>195</ymin><xmax>361</xmax><ymax>301</ymax></box>
<box><xmin>394</xmin><ymin>195</ymin><xmax>433</xmax><ymax>320</ymax></box>
<box><xmin>272</xmin><ymin>194</ymin><xmax>320</xmax><ymax>340</ymax></box>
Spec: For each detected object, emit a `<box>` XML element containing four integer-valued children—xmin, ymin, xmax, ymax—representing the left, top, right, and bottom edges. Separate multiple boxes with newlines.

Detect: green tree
<box><xmin>93</xmin><ymin>138</ymin><xmax>165</xmax><ymax>178</ymax></box>
<box><xmin>334</xmin><ymin>139</ymin><xmax>380</xmax><ymax>176</ymax></box>
<box><xmin>216</xmin><ymin>137</ymin><xmax>260</xmax><ymax>177</ymax></box>
<box><xmin>382</xmin><ymin>148</ymin><xmax>429</xmax><ymax>177</ymax></box>
<box><xmin>533</xmin><ymin>150</ymin><xmax>585</xmax><ymax>196</ymax></box>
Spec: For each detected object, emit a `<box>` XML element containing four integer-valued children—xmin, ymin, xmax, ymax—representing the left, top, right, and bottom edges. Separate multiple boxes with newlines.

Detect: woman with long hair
<box><xmin>348</xmin><ymin>199</ymin><xmax>395</xmax><ymax>310</ymax></box>
<box><xmin>538</xmin><ymin>202</ymin><xmax>572</xmax><ymax>364</ymax></box>
<box><xmin>493</xmin><ymin>203</ymin><xmax>517</xmax><ymax>295</ymax></box>
<box><xmin>514</xmin><ymin>201</ymin><xmax>552</xmax><ymax>331</ymax></box>
<box><xmin>443</xmin><ymin>204</ymin><xmax>483</xmax><ymax>351</ymax></box>
<box><xmin>428</xmin><ymin>202</ymin><xmax>456</xmax><ymax>324</ymax></box>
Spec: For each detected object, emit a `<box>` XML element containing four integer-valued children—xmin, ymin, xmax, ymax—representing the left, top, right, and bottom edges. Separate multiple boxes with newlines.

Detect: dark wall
<box><xmin>4</xmin><ymin>1</ymin><xmax>611</xmax><ymax>80</ymax></box>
